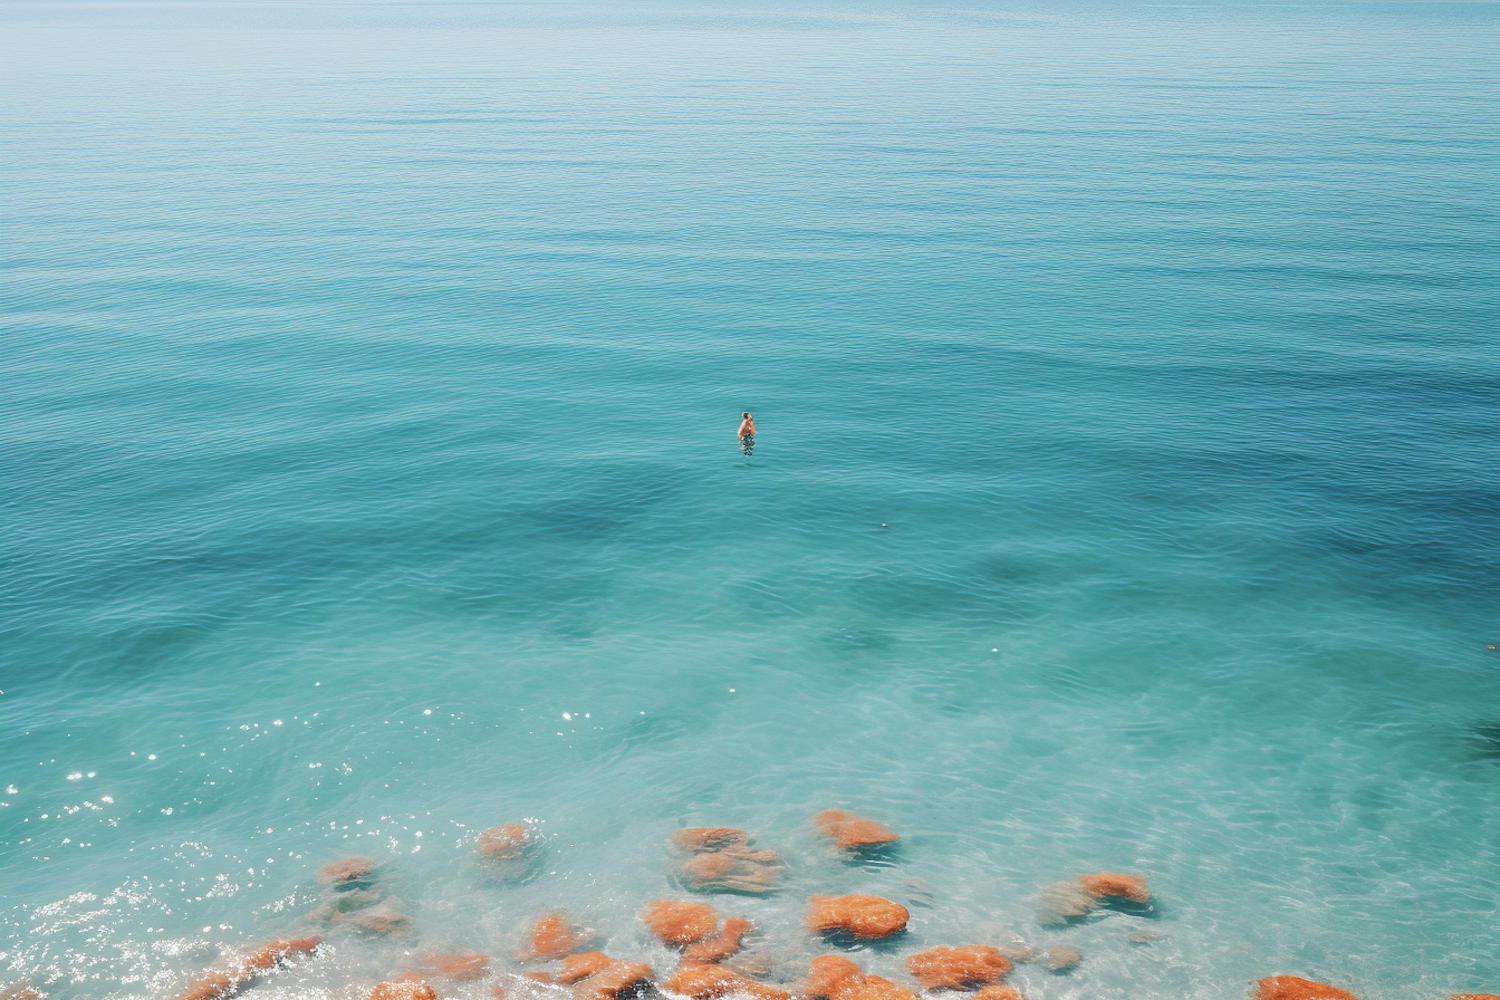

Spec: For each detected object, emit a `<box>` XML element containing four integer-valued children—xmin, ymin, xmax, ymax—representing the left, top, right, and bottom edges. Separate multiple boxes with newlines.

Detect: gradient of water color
<box><xmin>2</xmin><ymin>1</ymin><xmax>1497</xmax><ymax>998</ymax></box>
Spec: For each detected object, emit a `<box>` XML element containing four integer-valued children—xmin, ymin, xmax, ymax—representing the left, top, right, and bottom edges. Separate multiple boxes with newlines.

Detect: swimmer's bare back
<box><xmin>738</xmin><ymin>412</ymin><xmax>756</xmax><ymax>441</ymax></box>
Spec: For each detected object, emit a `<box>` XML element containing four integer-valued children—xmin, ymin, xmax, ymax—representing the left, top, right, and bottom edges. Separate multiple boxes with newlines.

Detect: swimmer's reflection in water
<box><xmin>738</xmin><ymin>411</ymin><xmax>756</xmax><ymax>455</ymax></box>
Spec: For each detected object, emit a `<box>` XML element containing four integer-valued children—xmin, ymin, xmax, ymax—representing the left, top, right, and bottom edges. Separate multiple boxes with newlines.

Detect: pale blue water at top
<box><xmin>1</xmin><ymin>1</ymin><xmax>1497</xmax><ymax>997</ymax></box>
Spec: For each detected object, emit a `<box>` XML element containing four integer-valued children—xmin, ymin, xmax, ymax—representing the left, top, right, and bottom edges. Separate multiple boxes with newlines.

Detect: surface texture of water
<box><xmin>2</xmin><ymin>1</ymin><xmax>1498</xmax><ymax>997</ymax></box>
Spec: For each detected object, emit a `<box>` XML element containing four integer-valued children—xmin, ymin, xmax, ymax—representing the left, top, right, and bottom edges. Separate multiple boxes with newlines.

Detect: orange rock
<box><xmin>421</xmin><ymin>952</ymin><xmax>490</xmax><ymax>981</ymax></box>
<box><xmin>480</xmin><ymin>824</ymin><xmax>531</xmax><ymax>860</ymax></box>
<box><xmin>971</xmin><ymin>989</ymin><xmax>1028</xmax><ymax>1000</ymax></box>
<box><xmin>317</xmin><ymin>856</ymin><xmax>378</xmax><ymax>885</ymax></box>
<box><xmin>175</xmin><ymin>937</ymin><xmax>322</xmax><ymax>1000</ymax></box>
<box><xmin>813</xmin><ymin>810</ymin><xmax>899</xmax><ymax>850</ymax></box>
<box><xmin>802</xmin><ymin>956</ymin><xmax>864</xmax><ymax>1000</ymax></box>
<box><xmin>683</xmin><ymin>918</ymin><xmax>753</xmax><ymax>963</ymax></box>
<box><xmin>665</xmin><ymin>964</ymin><xmax>791</xmax><ymax>1000</ymax></box>
<box><xmin>558</xmin><ymin>953</ymin><xmax>616</xmax><ymax>984</ymax></box>
<box><xmin>370</xmin><ymin>983</ymin><xmax>438</xmax><ymax>1000</ymax></box>
<box><xmin>845</xmin><ymin>976</ymin><xmax>918</xmax><ymax>1000</ymax></box>
<box><xmin>905</xmin><ymin>946</ymin><xmax>1011</xmax><ymax>990</ymax></box>
<box><xmin>673</xmin><ymin>828</ymin><xmax>753</xmax><ymax>852</ymax></box>
<box><xmin>641</xmin><ymin>900</ymin><xmax>719</xmax><ymax>944</ymax></box>
<box><xmin>572</xmin><ymin>960</ymin><xmax>654</xmax><ymax>1000</ymax></box>
<box><xmin>521</xmin><ymin>915</ymin><xmax>588</xmax><ymax>961</ymax></box>
<box><xmin>806</xmin><ymin>895</ymin><xmax>908</xmax><ymax>939</ymax></box>
<box><xmin>1077</xmin><ymin>873</ymin><xmax>1150</xmax><ymax>904</ymax></box>
<box><xmin>523</xmin><ymin>972</ymin><xmax>556</xmax><ymax>984</ymax></box>
<box><xmin>0</xmin><ymin>987</ymin><xmax>45</xmax><ymax>1000</ymax></box>
<box><xmin>1254</xmin><ymin>977</ymin><xmax>1362</xmax><ymax>1000</ymax></box>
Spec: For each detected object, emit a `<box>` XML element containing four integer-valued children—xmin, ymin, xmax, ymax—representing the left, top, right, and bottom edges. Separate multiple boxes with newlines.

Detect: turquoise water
<box><xmin>2</xmin><ymin>1</ymin><xmax>1497</xmax><ymax>997</ymax></box>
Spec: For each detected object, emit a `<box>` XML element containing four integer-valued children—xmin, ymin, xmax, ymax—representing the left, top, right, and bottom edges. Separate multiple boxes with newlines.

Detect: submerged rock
<box><xmin>1043</xmin><ymin>947</ymin><xmax>1081</xmax><ymax>973</ymax></box>
<box><xmin>1254</xmin><ymin>977</ymin><xmax>1362</xmax><ymax>1000</ymax></box>
<box><xmin>316</xmin><ymin>856</ymin><xmax>379</xmax><ymax>886</ymax></box>
<box><xmin>520</xmin><ymin>914</ymin><xmax>590</xmax><ymax>961</ymax></box>
<box><xmin>813</xmin><ymin>810</ymin><xmax>899</xmax><ymax>851</ymax></box>
<box><xmin>683</xmin><ymin>917</ymin><xmax>754</xmax><ymax>964</ymax></box>
<box><xmin>1077</xmin><ymin>873</ymin><xmax>1150</xmax><ymax>904</ymax></box>
<box><xmin>666</xmin><ymin>964</ymin><xmax>791</xmax><ymax>1000</ymax></box>
<box><xmin>673</xmin><ymin>828</ymin><xmax>755</xmax><ymax>852</ymax></box>
<box><xmin>680</xmin><ymin>849</ymin><xmax>783</xmax><ymax>894</ymax></box>
<box><xmin>807</xmin><ymin>895</ymin><xmax>909</xmax><ymax>939</ymax></box>
<box><xmin>1034</xmin><ymin>881</ymin><xmax>1098</xmax><ymax>926</ymax></box>
<box><xmin>338</xmin><ymin>901</ymin><xmax>411</xmax><ymax>936</ymax></box>
<box><xmin>673</xmin><ymin>827</ymin><xmax>783</xmax><ymax>894</ymax></box>
<box><xmin>480</xmin><ymin>824</ymin><xmax>533</xmax><ymax>860</ymax></box>
<box><xmin>0</xmin><ymin>987</ymin><xmax>45</xmax><ymax>1000</ymax></box>
<box><xmin>641</xmin><ymin>900</ymin><xmax>719</xmax><ymax>944</ymax></box>
<box><xmin>418</xmin><ymin>952</ymin><xmax>490</xmax><ymax>981</ymax></box>
<box><xmin>905</xmin><ymin>946</ymin><xmax>1012</xmax><ymax>990</ymax></box>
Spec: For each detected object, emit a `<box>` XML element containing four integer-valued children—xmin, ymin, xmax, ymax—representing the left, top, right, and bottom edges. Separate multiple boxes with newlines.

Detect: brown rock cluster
<box><xmin>162</xmin><ymin>812</ymin><xmax>1187</xmax><ymax>1000</ymax></box>
<box><xmin>1254</xmin><ymin>977</ymin><xmax>1362</xmax><ymax>1000</ymax></box>
<box><xmin>806</xmin><ymin>895</ymin><xmax>909</xmax><ymax>939</ymax></box>
<box><xmin>813</xmin><ymin>810</ymin><xmax>899</xmax><ymax>851</ymax></box>
<box><xmin>673</xmin><ymin>826</ymin><xmax>783</xmax><ymax>894</ymax></box>
<box><xmin>905</xmin><ymin>946</ymin><xmax>1012</xmax><ymax>990</ymax></box>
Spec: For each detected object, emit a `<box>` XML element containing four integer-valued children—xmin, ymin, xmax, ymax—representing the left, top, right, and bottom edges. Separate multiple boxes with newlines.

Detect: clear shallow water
<box><xmin>1</xmin><ymin>0</ymin><xmax>1497</xmax><ymax>997</ymax></box>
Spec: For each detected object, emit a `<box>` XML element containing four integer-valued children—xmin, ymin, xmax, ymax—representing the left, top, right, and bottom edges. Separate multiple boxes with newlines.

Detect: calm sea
<box><xmin>2</xmin><ymin>1</ymin><xmax>1497</xmax><ymax>997</ymax></box>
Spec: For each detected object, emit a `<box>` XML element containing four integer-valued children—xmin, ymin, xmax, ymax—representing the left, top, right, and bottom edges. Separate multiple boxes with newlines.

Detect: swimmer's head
<box><xmin>743</xmin><ymin>412</ymin><xmax>751</xmax><ymax>419</ymax></box>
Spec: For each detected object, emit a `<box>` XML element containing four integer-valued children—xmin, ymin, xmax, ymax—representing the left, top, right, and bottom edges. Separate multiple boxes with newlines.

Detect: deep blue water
<box><xmin>2</xmin><ymin>1</ymin><xmax>1497</xmax><ymax>997</ymax></box>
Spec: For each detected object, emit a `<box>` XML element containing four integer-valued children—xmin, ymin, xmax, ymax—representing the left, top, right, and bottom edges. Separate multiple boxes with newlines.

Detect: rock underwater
<box><xmin>673</xmin><ymin>826</ymin><xmax>783</xmax><ymax>894</ymax></box>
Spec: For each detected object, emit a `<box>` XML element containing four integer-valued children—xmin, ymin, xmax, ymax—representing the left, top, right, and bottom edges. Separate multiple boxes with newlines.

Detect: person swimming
<box><xmin>738</xmin><ymin>411</ymin><xmax>756</xmax><ymax>445</ymax></box>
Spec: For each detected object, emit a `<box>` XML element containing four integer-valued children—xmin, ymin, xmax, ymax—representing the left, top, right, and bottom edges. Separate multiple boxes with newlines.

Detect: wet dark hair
<box><xmin>743</xmin><ymin>412</ymin><xmax>751</xmax><ymax>418</ymax></box>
